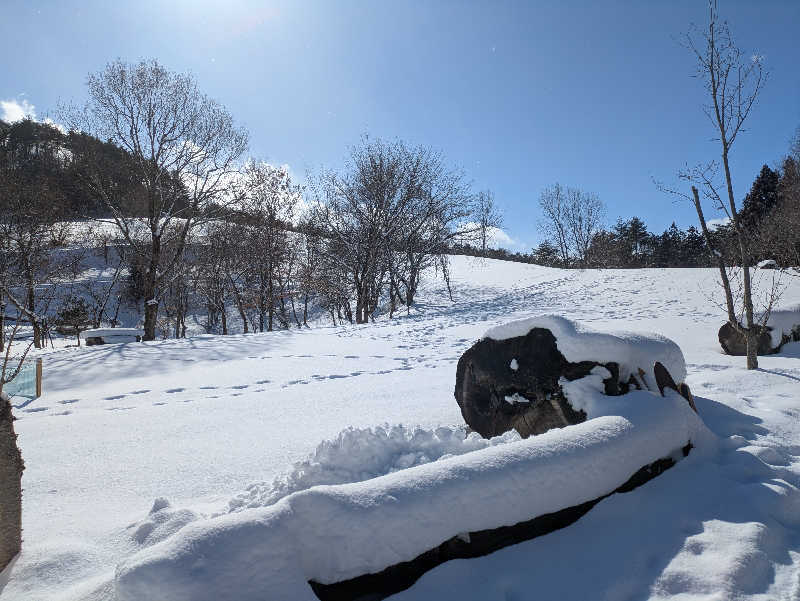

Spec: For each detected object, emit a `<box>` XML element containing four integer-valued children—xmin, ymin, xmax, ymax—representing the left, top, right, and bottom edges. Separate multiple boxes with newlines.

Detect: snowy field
<box><xmin>2</xmin><ymin>256</ymin><xmax>800</xmax><ymax>600</ymax></box>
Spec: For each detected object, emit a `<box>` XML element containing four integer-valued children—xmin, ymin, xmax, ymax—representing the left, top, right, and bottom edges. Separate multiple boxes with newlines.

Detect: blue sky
<box><xmin>1</xmin><ymin>0</ymin><xmax>798</xmax><ymax>250</ymax></box>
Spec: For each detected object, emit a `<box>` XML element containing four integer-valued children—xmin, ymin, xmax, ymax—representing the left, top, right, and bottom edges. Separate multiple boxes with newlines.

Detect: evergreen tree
<box><xmin>741</xmin><ymin>164</ymin><xmax>779</xmax><ymax>228</ymax></box>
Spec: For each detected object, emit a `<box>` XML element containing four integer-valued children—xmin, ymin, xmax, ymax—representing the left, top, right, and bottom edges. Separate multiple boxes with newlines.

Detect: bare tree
<box><xmin>0</xmin><ymin>119</ymin><xmax>83</xmax><ymax>348</ymax></box>
<box><xmin>238</xmin><ymin>162</ymin><xmax>301</xmax><ymax>332</ymax></box>
<box><xmin>538</xmin><ymin>183</ymin><xmax>571</xmax><ymax>267</ymax></box>
<box><xmin>311</xmin><ymin>137</ymin><xmax>473</xmax><ymax>322</ymax></box>
<box><xmin>565</xmin><ymin>187</ymin><xmax>605</xmax><ymax>268</ymax></box>
<box><xmin>64</xmin><ymin>59</ymin><xmax>248</xmax><ymax>340</ymax></box>
<box><xmin>682</xmin><ymin>1</ymin><xmax>766</xmax><ymax>368</ymax></box>
<box><xmin>474</xmin><ymin>190</ymin><xmax>504</xmax><ymax>256</ymax></box>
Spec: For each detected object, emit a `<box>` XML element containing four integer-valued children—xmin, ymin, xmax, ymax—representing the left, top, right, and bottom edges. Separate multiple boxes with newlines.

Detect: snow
<box><xmin>484</xmin><ymin>314</ymin><xmax>687</xmax><ymax>386</ymax></box>
<box><xmin>115</xmin><ymin>390</ymin><xmax>706</xmax><ymax>601</ymax></box>
<box><xmin>756</xmin><ymin>259</ymin><xmax>777</xmax><ymax>269</ymax></box>
<box><xmin>2</xmin><ymin>257</ymin><xmax>800</xmax><ymax>601</ymax></box>
<box><xmin>509</xmin><ymin>358</ymin><xmax>519</xmax><ymax>370</ymax></box>
<box><xmin>226</xmin><ymin>424</ymin><xmax>521</xmax><ymax>512</ymax></box>
<box><xmin>504</xmin><ymin>392</ymin><xmax>528</xmax><ymax>405</ymax></box>
<box><xmin>560</xmin><ymin>365</ymin><xmax>613</xmax><ymax>417</ymax></box>
<box><xmin>82</xmin><ymin>328</ymin><xmax>143</xmax><ymax>339</ymax></box>
<box><xmin>764</xmin><ymin>304</ymin><xmax>800</xmax><ymax>348</ymax></box>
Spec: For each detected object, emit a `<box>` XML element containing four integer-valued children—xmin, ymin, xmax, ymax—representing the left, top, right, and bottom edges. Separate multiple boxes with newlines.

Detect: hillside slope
<box><xmin>2</xmin><ymin>256</ymin><xmax>800</xmax><ymax>600</ymax></box>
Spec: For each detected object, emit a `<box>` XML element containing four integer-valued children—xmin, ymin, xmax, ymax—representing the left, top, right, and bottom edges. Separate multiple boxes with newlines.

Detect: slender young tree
<box><xmin>683</xmin><ymin>1</ymin><xmax>766</xmax><ymax>368</ymax></box>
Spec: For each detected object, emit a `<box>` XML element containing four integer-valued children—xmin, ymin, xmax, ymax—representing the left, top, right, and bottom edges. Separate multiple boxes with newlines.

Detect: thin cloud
<box><xmin>0</xmin><ymin>98</ymin><xmax>36</xmax><ymax>122</ymax></box>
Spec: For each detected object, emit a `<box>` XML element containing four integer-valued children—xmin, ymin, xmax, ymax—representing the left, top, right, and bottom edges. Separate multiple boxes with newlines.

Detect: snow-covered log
<box><xmin>456</xmin><ymin>315</ymin><xmax>690</xmax><ymax>438</ymax></box>
<box><xmin>718</xmin><ymin>304</ymin><xmax>800</xmax><ymax>356</ymax></box>
<box><xmin>115</xmin><ymin>387</ymin><xmax>707</xmax><ymax>601</ymax></box>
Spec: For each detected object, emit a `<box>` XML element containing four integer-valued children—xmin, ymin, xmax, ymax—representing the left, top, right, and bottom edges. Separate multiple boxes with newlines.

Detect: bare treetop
<box><xmin>68</xmin><ymin>59</ymin><xmax>248</xmax><ymax>230</ymax></box>
<box><xmin>684</xmin><ymin>1</ymin><xmax>766</xmax><ymax>151</ymax></box>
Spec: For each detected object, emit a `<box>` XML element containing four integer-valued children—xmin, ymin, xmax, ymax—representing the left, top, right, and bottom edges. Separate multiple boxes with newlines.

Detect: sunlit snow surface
<box><xmin>3</xmin><ymin>257</ymin><xmax>800</xmax><ymax>600</ymax></box>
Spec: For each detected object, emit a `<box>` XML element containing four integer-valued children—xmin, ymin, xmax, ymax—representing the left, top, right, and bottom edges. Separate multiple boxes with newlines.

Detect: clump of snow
<box><xmin>764</xmin><ymin>304</ymin><xmax>800</xmax><ymax>348</ymax></box>
<box><xmin>504</xmin><ymin>393</ymin><xmax>528</xmax><ymax>405</ymax></box>
<box><xmin>756</xmin><ymin>259</ymin><xmax>777</xmax><ymax>269</ymax></box>
<box><xmin>484</xmin><ymin>315</ymin><xmax>686</xmax><ymax>385</ymax></box>
<box><xmin>126</xmin><ymin>502</ymin><xmax>202</xmax><ymax>548</ymax></box>
<box><xmin>509</xmin><ymin>358</ymin><xmax>519</xmax><ymax>371</ymax></box>
<box><xmin>115</xmin><ymin>392</ymin><xmax>707</xmax><ymax>601</ymax></box>
<box><xmin>560</xmin><ymin>366</ymin><xmax>612</xmax><ymax>417</ymax></box>
<box><xmin>227</xmin><ymin>424</ymin><xmax>521</xmax><ymax>512</ymax></box>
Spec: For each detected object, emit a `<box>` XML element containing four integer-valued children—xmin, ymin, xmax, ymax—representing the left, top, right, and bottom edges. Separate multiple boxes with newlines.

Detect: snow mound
<box><xmin>764</xmin><ymin>304</ymin><xmax>800</xmax><ymax>348</ymax></box>
<box><xmin>126</xmin><ymin>499</ymin><xmax>202</xmax><ymax>548</ymax></box>
<box><xmin>484</xmin><ymin>314</ymin><xmax>687</xmax><ymax>385</ymax></box>
<box><xmin>227</xmin><ymin>424</ymin><xmax>521</xmax><ymax>512</ymax></box>
<box><xmin>115</xmin><ymin>390</ymin><xmax>708</xmax><ymax>601</ymax></box>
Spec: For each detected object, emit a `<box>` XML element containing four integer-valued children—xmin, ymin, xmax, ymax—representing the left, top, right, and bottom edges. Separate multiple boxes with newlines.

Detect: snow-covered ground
<box><xmin>2</xmin><ymin>257</ymin><xmax>800</xmax><ymax>600</ymax></box>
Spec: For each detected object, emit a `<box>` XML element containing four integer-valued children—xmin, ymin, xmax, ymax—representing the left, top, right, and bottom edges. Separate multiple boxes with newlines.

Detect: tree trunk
<box><xmin>27</xmin><ymin>278</ymin><xmax>40</xmax><ymax>349</ymax></box>
<box><xmin>143</xmin><ymin>300</ymin><xmax>159</xmax><ymax>341</ymax></box>
<box><xmin>142</xmin><ymin>237</ymin><xmax>162</xmax><ymax>341</ymax></box>
<box><xmin>0</xmin><ymin>393</ymin><xmax>24</xmax><ymax>572</ymax></box>
<box><xmin>722</xmin><ymin>151</ymin><xmax>758</xmax><ymax>370</ymax></box>
<box><xmin>692</xmin><ymin>186</ymin><xmax>736</xmax><ymax>324</ymax></box>
<box><xmin>267</xmin><ymin>277</ymin><xmax>274</xmax><ymax>332</ymax></box>
<box><xmin>231</xmin><ymin>286</ymin><xmax>249</xmax><ymax>334</ymax></box>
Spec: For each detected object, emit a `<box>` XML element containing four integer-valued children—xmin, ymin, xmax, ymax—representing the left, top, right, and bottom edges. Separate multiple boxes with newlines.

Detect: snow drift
<box><xmin>115</xmin><ymin>387</ymin><xmax>708</xmax><ymax>601</ymax></box>
<box><xmin>228</xmin><ymin>424</ymin><xmax>520</xmax><ymax>512</ymax></box>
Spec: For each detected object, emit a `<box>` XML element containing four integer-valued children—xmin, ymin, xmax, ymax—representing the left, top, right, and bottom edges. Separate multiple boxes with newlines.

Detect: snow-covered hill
<box><xmin>3</xmin><ymin>256</ymin><xmax>800</xmax><ymax>600</ymax></box>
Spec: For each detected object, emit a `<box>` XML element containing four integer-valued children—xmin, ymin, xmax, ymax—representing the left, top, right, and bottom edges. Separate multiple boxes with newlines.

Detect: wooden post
<box><xmin>35</xmin><ymin>358</ymin><xmax>42</xmax><ymax>398</ymax></box>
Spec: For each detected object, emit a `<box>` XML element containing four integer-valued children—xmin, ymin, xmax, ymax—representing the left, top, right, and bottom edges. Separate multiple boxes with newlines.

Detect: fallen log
<box><xmin>310</xmin><ymin>442</ymin><xmax>692</xmax><ymax>601</ymax></box>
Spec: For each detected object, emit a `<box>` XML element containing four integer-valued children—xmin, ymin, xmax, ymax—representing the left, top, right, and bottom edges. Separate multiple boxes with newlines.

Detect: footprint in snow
<box><xmin>24</xmin><ymin>407</ymin><xmax>48</xmax><ymax>413</ymax></box>
<box><xmin>105</xmin><ymin>394</ymin><xmax>126</xmax><ymax>400</ymax></box>
<box><xmin>153</xmin><ymin>402</ymin><xmax>167</xmax><ymax>406</ymax></box>
<box><xmin>199</xmin><ymin>386</ymin><xmax>217</xmax><ymax>390</ymax></box>
<box><xmin>131</xmin><ymin>390</ymin><xmax>150</xmax><ymax>395</ymax></box>
<box><xmin>231</xmin><ymin>385</ymin><xmax>249</xmax><ymax>390</ymax></box>
<box><xmin>59</xmin><ymin>399</ymin><xmax>79</xmax><ymax>404</ymax></box>
<box><xmin>165</xmin><ymin>388</ymin><xmax>184</xmax><ymax>394</ymax></box>
<box><xmin>256</xmin><ymin>380</ymin><xmax>270</xmax><ymax>384</ymax></box>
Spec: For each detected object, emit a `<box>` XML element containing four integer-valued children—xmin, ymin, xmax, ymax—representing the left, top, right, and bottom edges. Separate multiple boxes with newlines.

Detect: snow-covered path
<box><xmin>3</xmin><ymin>257</ymin><xmax>800</xmax><ymax>600</ymax></box>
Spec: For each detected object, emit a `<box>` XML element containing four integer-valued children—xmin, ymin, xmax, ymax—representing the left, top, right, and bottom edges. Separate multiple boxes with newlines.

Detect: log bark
<box><xmin>0</xmin><ymin>393</ymin><xmax>24</xmax><ymax>571</ymax></box>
